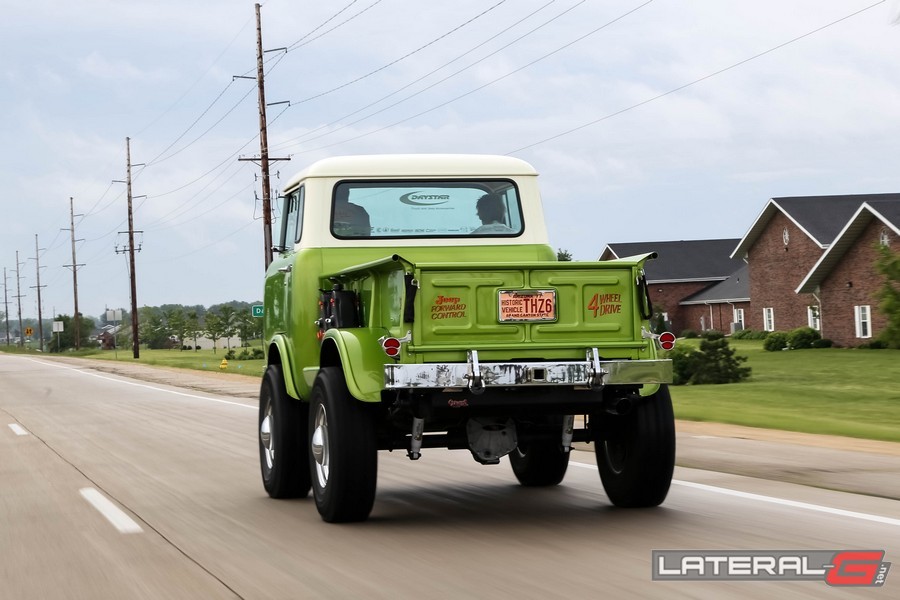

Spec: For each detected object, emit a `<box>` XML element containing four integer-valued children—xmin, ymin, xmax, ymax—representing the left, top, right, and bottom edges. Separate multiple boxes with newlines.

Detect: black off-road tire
<box><xmin>259</xmin><ymin>364</ymin><xmax>311</xmax><ymax>498</ymax></box>
<box><xmin>595</xmin><ymin>385</ymin><xmax>675</xmax><ymax>507</ymax></box>
<box><xmin>308</xmin><ymin>367</ymin><xmax>378</xmax><ymax>523</ymax></box>
<box><xmin>509</xmin><ymin>418</ymin><xmax>570</xmax><ymax>486</ymax></box>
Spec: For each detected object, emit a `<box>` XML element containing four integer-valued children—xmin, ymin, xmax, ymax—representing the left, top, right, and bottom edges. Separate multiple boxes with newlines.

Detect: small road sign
<box><xmin>25</xmin><ymin>327</ymin><xmax>33</xmax><ymax>336</ymax></box>
<box><xmin>251</xmin><ymin>305</ymin><xmax>264</xmax><ymax>318</ymax></box>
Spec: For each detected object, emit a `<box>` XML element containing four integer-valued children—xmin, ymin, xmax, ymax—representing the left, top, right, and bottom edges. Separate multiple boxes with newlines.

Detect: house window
<box><xmin>733</xmin><ymin>308</ymin><xmax>745</xmax><ymax>328</ymax></box>
<box><xmin>881</xmin><ymin>228</ymin><xmax>891</xmax><ymax>247</ymax></box>
<box><xmin>807</xmin><ymin>305</ymin><xmax>820</xmax><ymax>331</ymax></box>
<box><xmin>855</xmin><ymin>305</ymin><xmax>871</xmax><ymax>339</ymax></box>
<box><xmin>763</xmin><ymin>307</ymin><xmax>775</xmax><ymax>332</ymax></box>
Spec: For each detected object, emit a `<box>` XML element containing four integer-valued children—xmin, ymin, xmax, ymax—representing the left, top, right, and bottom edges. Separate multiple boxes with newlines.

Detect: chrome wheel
<box><xmin>261</xmin><ymin>402</ymin><xmax>275</xmax><ymax>470</ymax></box>
<box><xmin>258</xmin><ymin>363</ymin><xmax>311</xmax><ymax>499</ymax></box>
<box><xmin>311</xmin><ymin>404</ymin><xmax>330</xmax><ymax>488</ymax></box>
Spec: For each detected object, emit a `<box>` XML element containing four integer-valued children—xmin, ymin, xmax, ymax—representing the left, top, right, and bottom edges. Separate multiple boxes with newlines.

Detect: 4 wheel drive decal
<box><xmin>587</xmin><ymin>293</ymin><xmax>622</xmax><ymax>317</ymax></box>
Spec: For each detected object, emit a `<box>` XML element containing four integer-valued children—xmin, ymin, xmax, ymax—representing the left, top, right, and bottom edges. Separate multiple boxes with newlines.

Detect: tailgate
<box><xmin>412</xmin><ymin>259</ymin><xmax>650</xmax><ymax>352</ymax></box>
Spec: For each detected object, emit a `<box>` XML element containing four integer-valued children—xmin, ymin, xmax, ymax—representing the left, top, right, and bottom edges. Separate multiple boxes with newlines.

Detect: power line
<box><xmin>133</xmin><ymin>15</ymin><xmax>255</xmax><ymax>138</ymax></box>
<box><xmin>286</xmin><ymin>0</ymin><xmax>653</xmax><ymax>155</ymax></box>
<box><xmin>286</xmin><ymin>0</ymin><xmax>509</xmax><ymax>106</ymax></box>
<box><xmin>269</xmin><ymin>0</ymin><xmax>574</xmax><ymax>151</ymax></box>
<box><xmin>285</xmin><ymin>0</ymin><xmax>385</xmax><ymax>52</ymax></box>
<box><xmin>506</xmin><ymin>0</ymin><xmax>888</xmax><ymax>154</ymax></box>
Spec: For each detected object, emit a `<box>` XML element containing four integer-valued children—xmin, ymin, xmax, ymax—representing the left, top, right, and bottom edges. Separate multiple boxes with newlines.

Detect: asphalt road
<box><xmin>2</xmin><ymin>353</ymin><xmax>898</xmax><ymax>599</ymax></box>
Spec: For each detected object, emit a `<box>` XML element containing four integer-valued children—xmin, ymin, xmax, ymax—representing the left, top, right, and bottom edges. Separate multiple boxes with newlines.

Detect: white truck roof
<box><xmin>284</xmin><ymin>154</ymin><xmax>538</xmax><ymax>189</ymax></box>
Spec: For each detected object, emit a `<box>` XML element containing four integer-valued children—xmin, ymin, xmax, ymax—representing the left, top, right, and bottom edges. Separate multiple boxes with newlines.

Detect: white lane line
<box><xmin>569</xmin><ymin>461</ymin><xmax>900</xmax><ymax>528</ymax></box>
<box><xmin>8</xmin><ymin>423</ymin><xmax>29</xmax><ymax>436</ymax></box>
<box><xmin>79</xmin><ymin>488</ymin><xmax>143</xmax><ymax>534</ymax></box>
<box><xmin>25</xmin><ymin>358</ymin><xmax>256</xmax><ymax>410</ymax></box>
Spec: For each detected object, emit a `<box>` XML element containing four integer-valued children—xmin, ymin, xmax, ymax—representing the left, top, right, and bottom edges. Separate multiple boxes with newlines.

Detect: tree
<box><xmin>235</xmin><ymin>311</ymin><xmax>259</xmax><ymax>346</ymax></box>
<box><xmin>875</xmin><ymin>244</ymin><xmax>900</xmax><ymax>348</ymax></box>
<box><xmin>165</xmin><ymin>308</ymin><xmax>187</xmax><ymax>350</ymax></box>
<box><xmin>217</xmin><ymin>305</ymin><xmax>238</xmax><ymax>351</ymax></box>
<box><xmin>185</xmin><ymin>311</ymin><xmax>201</xmax><ymax>350</ymax></box>
<box><xmin>205</xmin><ymin>313</ymin><xmax>225</xmax><ymax>354</ymax></box>
<box><xmin>139</xmin><ymin>307</ymin><xmax>172</xmax><ymax>350</ymax></box>
<box><xmin>557</xmin><ymin>248</ymin><xmax>573</xmax><ymax>261</ymax></box>
<box><xmin>47</xmin><ymin>314</ymin><xmax>95</xmax><ymax>352</ymax></box>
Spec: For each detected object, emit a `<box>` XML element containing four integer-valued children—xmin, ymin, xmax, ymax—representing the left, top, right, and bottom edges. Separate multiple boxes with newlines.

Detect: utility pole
<box><xmin>30</xmin><ymin>234</ymin><xmax>46</xmax><ymax>352</ymax></box>
<box><xmin>2</xmin><ymin>267</ymin><xmax>10</xmax><ymax>345</ymax></box>
<box><xmin>63</xmin><ymin>197</ymin><xmax>85</xmax><ymax>350</ymax></box>
<box><xmin>237</xmin><ymin>2</ymin><xmax>289</xmax><ymax>270</ymax></box>
<box><xmin>14</xmin><ymin>251</ymin><xmax>25</xmax><ymax>348</ymax></box>
<box><xmin>123</xmin><ymin>137</ymin><xmax>141</xmax><ymax>359</ymax></box>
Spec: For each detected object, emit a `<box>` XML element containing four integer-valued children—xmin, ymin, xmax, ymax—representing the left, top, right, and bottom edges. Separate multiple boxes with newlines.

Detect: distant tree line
<box><xmin>2</xmin><ymin>300</ymin><xmax>262</xmax><ymax>353</ymax></box>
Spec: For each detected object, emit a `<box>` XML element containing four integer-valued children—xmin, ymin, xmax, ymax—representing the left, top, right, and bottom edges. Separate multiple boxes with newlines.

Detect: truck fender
<box><xmin>320</xmin><ymin>329</ymin><xmax>388</xmax><ymax>403</ymax></box>
<box><xmin>267</xmin><ymin>334</ymin><xmax>301</xmax><ymax>400</ymax></box>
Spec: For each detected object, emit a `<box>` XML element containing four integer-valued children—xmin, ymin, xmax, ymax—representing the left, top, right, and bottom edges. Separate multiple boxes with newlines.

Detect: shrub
<box><xmin>251</xmin><ymin>348</ymin><xmax>264</xmax><ymax>359</ymax></box>
<box><xmin>225</xmin><ymin>349</ymin><xmax>236</xmax><ymax>360</ymax></box>
<box><xmin>732</xmin><ymin>328</ymin><xmax>768</xmax><ymax>340</ymax></box>
<box><xmin>681</xmin><ymin>329</ymin><xmax>699</xmax><ymax>339</ymax></box>
<box><xmin>787</xmin><ymin>326</ymin><xmax>821</xmax><ymax>349</ymax></box>
<box><xmin>666</xmin><ymin>331</ymin><xmax>751</xmax><ymax>385</ymax></box>
<box><xmin>859</xmin><ymin>340</ymin><xmax>888</xmax><ymax>350</ymax></box>
<box><xmin>666</xmin><ymin>346</ymin><xmax>699</xmax><ymax>385</ymax></box>
<box><xmin>763</xmin><ymin>331</ymin><xmax>789</xmax><ymax>352</ymax></box>
<box><xmin>812</xmin><ymin>338</ymin><xmax>833</xmax><ymax>348</ymax></box>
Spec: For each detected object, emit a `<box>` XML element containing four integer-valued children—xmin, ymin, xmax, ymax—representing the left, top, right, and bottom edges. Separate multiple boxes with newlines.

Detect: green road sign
<box><xmin>251</xmin><ymin>305</ymin><xmax>264</xmax><ymax>318</ymax></box>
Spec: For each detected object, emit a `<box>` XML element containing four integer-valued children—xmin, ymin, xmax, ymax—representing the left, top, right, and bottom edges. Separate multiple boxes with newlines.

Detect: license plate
<box><xmin>498</xmin><ymin>290</ymin><xmax>557</xmax><ymax>322</ymax></box>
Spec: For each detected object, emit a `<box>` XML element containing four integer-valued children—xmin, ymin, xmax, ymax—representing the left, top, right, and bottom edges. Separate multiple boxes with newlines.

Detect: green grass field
<box><xmin>87</xmin><ymin>347</ymin><xmax>268</xmax><ymax>377</ymax></box>
<box><xmin>669</xmin><ymin>340</ymin><xmax>900</xmax><ymax>442</ymax></box>
<box><xmin>4</xmin><ymin>340</ymin><xmax>899</xmax><ymax>442</ymax></box>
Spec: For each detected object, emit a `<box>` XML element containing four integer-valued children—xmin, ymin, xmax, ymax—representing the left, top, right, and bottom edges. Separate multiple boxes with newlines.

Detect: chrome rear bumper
<box><xmin>384</xmin><ymin>349</ymin><xmax>672</xmax><ymax>393</ymax></box>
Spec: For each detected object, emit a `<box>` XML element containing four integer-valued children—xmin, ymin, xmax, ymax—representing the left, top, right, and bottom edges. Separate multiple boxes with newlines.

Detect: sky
<box><xmin>2</xmin><ymin>0</ymin><xmax>900</xmax><ymax>324</ymax></box>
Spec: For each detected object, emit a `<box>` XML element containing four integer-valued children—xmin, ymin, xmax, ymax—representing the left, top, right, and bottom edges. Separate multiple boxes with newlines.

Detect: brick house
<box><xmin>731</xmin><ymin>193</ymin><xmax>900</xmax><ymax>344</ymax></box>
<box><xmin>796</xmin><ymin>201</ymin><xmax>900</xmax><ymax>346</ymax></box>
<box><xmin>598</xmin><ymin>239</ymin><xmax>746</xmax><ymax>335</ymax></box>
<box><xmin>679</xmin><ymin>263</ymin><xmax>750</xmax><ymax>334</ymax></box>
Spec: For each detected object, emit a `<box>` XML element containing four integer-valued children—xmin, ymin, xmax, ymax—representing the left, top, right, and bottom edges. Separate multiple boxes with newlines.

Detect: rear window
<box><xmin>332</xmin><ymin>180</ymin><xmax>523</xmax><ymax>239</ymax></box>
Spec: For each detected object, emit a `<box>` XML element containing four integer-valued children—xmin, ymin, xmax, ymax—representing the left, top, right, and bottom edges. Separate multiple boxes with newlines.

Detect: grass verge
<box><xmin>670</xmin><ymin>340</ymin><xmax>900</xmax><ymax>442</ymax></box>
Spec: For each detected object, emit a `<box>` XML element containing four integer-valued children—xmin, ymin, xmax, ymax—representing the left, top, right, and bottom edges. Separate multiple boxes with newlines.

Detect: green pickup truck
<box><xmin>259</xmin><ymin>154</ymin><xmax>675</xmax><ymax>522</ymax></box>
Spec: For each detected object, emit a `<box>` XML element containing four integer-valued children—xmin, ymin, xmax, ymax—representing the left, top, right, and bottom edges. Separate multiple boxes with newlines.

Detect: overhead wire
<box><xmin>286</xmin><ymin>0</ymin><xmax>655</xmax><ymax>155</ymax></box>
<box><xmin>285</xmin><ymin>0</ymin><xmax>509</xmax><ymax>106</ymax></box>
<box><xmin>269</xmin><ymin>0</ymin><xmax>577</xmax><ymax>150</ymax></box>
<box><xmin>506</xmin><ymin>0</ymin><xmax>889</xmax><ymax>154</ymax></box>
<box><xmin>285</xmin><ymin>0</ymin><xmax>386</xmax><ymax>52</ymax></box>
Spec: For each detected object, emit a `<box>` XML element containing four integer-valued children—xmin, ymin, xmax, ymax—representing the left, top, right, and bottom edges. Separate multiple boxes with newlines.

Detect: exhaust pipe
<box><xmin>603</xmin><ymin>395</ymin><xmax>633</xmax><ymax>416</ymax></box>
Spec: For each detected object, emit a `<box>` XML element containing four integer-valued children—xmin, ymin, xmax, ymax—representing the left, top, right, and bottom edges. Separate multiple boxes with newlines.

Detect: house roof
<box><xmin>796</xmin><ymin>201</ymin><xmax>900</xmax><ymax>293</ymax></box>
<box><xmin>600</xmin><ymin>239</ymin><xmax>743</xmax><ymax>282</ymax></box>
<box><xmin>680</xmin><ymin>263</ymin><xmax>750</xmax><ymax>305</ymax></box>
<box><xmin>731</xmin><ymin>193</ymin><xmax>900</xmax><ymax>258</ymax></box>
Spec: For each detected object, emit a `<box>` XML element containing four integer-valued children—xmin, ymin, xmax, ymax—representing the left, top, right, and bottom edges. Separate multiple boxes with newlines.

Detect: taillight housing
<box><xmin>658</xmin><ymin>331</ymin><xmax>676</xmax><ymax>351</ymax></box>
<box><xmin>381</xmin><ymin>337</ymin><xmax>402</xmax><ymax>358</ymax></box>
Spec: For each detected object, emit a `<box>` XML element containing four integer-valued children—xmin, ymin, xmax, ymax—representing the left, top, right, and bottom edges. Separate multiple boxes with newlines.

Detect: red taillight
<box><xmin>658</xmin><ymin>331</ymin><xmax>676</xmax><ymax>351</ymax></box>
<box><xmin>382</xmin><ymin>337</ymin><xmax>402</xmax><ymax>358</ymax></box>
